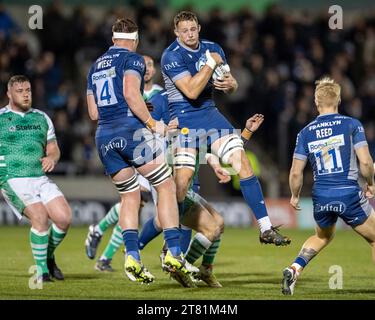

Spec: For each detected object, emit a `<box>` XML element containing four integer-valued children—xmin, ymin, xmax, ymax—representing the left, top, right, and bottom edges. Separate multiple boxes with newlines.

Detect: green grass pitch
<box><xmin>0</xmin><ymin>226</ymin><xmax>374</xmax><ymax>300</ymax></box>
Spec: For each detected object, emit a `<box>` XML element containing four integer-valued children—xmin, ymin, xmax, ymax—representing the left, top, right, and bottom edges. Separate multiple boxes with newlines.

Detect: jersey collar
<box><xmin>176</xmin><ymin>38</ymin><xmax>201</xmax><ymax>52</ymax></box>
<box><xmin>109</xmin><ymin>45</ymin><xmax>129</xmax><ymax>51</ymax></box>
<box><xmin>317</xmin><ymin>112</ymin><xmax>339</xmax><ymax>118</ymax></box>
<box><xmin>4</xmin><ymin>104</ymin><xmax>33</xmax><ymax>117</ymax></box>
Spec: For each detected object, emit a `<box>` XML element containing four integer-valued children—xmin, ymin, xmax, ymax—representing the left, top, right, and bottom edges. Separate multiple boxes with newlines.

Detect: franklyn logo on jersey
<box><xmin>101</xmin><ymin>137</ymin><xmax>127</xmax><ymax>157</ymax></box>
<box><xmin>315</xmin><ymin>201</ymin><xmax>347</xmax><ymax>214</ymax></box>
<box><xmin>9</xmin><ymin>124</ymin><xmax>41</xmax><ymax>132</ymax></box>
<box><xmin>308</xmin><ymin>120</ymin><xmax>342</xmax><ymax>131</ymax></box>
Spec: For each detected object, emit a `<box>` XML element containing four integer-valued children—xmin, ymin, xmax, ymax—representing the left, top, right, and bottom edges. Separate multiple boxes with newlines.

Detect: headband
<box><xmin>113</xmin><ymin>31</ymin><xmax>138</xmax><ymax>40</ymax></box>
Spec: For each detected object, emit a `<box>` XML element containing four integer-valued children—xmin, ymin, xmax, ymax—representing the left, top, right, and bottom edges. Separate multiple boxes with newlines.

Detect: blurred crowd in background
<box><xmin>1</xmin><ymin>0</ymin><xmax>375</xmax><ymax>196</ymax></box>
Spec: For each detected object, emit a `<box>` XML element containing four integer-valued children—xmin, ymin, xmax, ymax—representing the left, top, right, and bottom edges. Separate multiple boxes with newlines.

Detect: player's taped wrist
<box><xmin>205</xmin><ymin>49</ymin><xmax>217</xmax><ymax>70</ymax></box>
<box><xmin>145</xmin><ymin>116</ymin><xmax>156</xmax><ymax>131</ymax></box>
<box><xmin>241</xmin><ymin>128</ymin><xmax>253</xmax><ymax>141</ymax></box>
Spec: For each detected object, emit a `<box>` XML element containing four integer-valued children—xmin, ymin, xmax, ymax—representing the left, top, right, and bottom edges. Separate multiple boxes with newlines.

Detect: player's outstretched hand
<box><xmin>365</xmin><ymin>184</ymin><xmax>375</xmax><ymax>199</ymax></box>
<box><xmin>290</xmin><ymin>195</ymin><xmax>301</xmax><ymax>211</ymax></box>
<box><xmin>213</xmin><ymin>74</ymin><xmax>237</xmax><ymax>92</ymax></box>
<box><xmin>214</xmin><ymin>167</ymin><xmax>231</xmax><ymax>184</ymax></box>
<box><xmin>245</xmin><ymin>114</ymin><xmax>264</xmax><ymax>133</ymax></box>
<box><xmin>40</xmin><ymin>156</ymin><xmax>56</xmax><ymax>172</ymax></box>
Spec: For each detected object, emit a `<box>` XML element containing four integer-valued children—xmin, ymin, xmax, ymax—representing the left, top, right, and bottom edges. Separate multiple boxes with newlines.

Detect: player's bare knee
<box><xmin>316</xmin><ymin>230</ymin><xmax>334</xmax><ymax>244</ymax></box>
<box><xmin>56</xmin><ymin>212</ymin><xmax>72</xmax><ymax>231</ymax></box>
<box><xmin>202</xmin><ymin>224</ymin><xmax>219</xmax><ymax>242</ymax></box>
<box><xmin>156</xmin><ymin>176</ymin><xmax>176</xmax><ymax>191</ymax></box>
<box><xmin>236</xmin><ymin>151</ymin><xmax>254</xmax><ymax>178</ymax></box>
<box><xmin>54</xmin><ymin>220</ymin><xmax>69</xmax><ymax>232</ymax></box>
<box><xmin>212</xmin><ymin>224</ymin><xmax>223</xmax><ymax>240</ymax></box>
<box><xmin>29</xmin><ymin>213</ymin><xmax>49</xmax><ymax>232</ymax></box>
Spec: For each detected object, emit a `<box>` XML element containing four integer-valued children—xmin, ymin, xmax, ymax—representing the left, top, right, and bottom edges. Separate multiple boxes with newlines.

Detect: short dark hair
<box><xmin>7</xmin><ymin>75</ymin><xmax>30</xmax><ymax>89</ymax></box>
<box><xmin>112</xmin><ymin>18</ymin><xmax>138</xmax><ymax>33</ymax></box>
<box><xmin>174</xmin><ymin>11</ymin><xmax>199</xmax><ymax>29</ymax></box>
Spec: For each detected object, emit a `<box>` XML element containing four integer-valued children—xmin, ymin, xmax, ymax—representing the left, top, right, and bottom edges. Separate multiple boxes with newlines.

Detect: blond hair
<box><xmin>314</xmin><ymin>76</ymin><xmax>341</xmax><ymax>108</ymax></box>
<box><xmin>174</xmin><ymin>11</ymin><xmax>199</xmax><ymax>29</ymax></box>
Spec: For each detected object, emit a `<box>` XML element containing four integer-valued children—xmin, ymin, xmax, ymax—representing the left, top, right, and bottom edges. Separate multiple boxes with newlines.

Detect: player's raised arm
<box><xmin>165</xmin><ymin>50</ymin><xmax>222</xmax><ymax>100</ymax></box>
<box><xmin>161</xmin><ymin>12</ymin><xmax>224</xmax><ymax>100</ymax></box>
<box><xmin>241</xmin><ymin>114</ymin><xmax>264</xmax><ymax>145</ymax></box>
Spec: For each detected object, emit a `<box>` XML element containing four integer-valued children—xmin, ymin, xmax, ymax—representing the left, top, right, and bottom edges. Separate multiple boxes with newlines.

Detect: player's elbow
<box><xmin>289</xmin><ymin>170</ymin><xmax>302</xmax><ymax>182</ymax></box>
<box><xmin>88</xmin><ymin>111</ymin><xmax>98</xmax><ymax>121</ymax></box>
<box><xmin>184</xmin><ymin>90</ymin><xmax>198</xmax><ymax>100</ymax></box>
<box><xmin>182</xmin><ymin>86</ymin><xmax>199</xmax><ymax>100</ymax></box>
<box><xmin>359</xmin><ymin>158</ymin><xmax>373</xmax><ymax>168</ymax></box>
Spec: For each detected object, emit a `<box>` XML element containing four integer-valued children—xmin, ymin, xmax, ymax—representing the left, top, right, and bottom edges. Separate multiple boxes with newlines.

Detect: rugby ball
<box><xmin>212</xmin><ymin>63</ymin><xmax>231</xmax><ymax>81</ymax></box>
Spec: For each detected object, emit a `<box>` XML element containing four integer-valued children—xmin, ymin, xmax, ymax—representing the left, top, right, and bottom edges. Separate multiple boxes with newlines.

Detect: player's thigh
<box><xmin>189</xmin><ymin>191</ymin><xmax>223</xmax><ymax>227</ymax></box>
<box><xmin>38</xmin><ymin>176</ymin><xmax>71</xmax><ymax>226</ymax></box>
<box><xmin>203</xmin><ymin>201</ymin><xmax>224</xmax><ymax>230</ymax></box>
<box><xmin>45</xmin><ymin>196</ymin><xmax>72</xmax><ymax>229</ymax></box>
<box><xmin>111</xmin><ymin>166</ymin><xmax>137</xmax><ymax>183</ymax></box>
<box><xmin>181</xmin><ymin>203</ymin><xmax>218</xmax><ymax>236</ymax></box>
<box><xmin>2</xmin><ymin>177</ymin><xmax>43</xmax><ymax>221</ymax></box>
<box><xmin>24</xmin><ymin>202</ymin><xmax>50</xmax><ymax>231</ymax></box>
<box><xmin>353</xmin><ymin>209</ymin><xmax>375</xmax><ymax>244</ymax></box>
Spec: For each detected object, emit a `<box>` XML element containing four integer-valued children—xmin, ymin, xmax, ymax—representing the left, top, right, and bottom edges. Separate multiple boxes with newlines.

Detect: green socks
<box><xmin>185</xmin><ymin>233</ymin><xmax>212</xmax><ymax>264</ymax></box>
<box><xmin>100</xmin><ymin>224</ymin><xmax>123</xmax><ymax>260</ymax></box>
<box><xmin>30</xmin><ymin>228</ymin><xmax>49</xmax><ymax>275</ymax></box>
<box><xmin>98</xmin><ymin>203</ymin><xmax>120</xmax><ymax>234</ymax></box>
<box><xmin>47</xmin><ymin>224</ymin><xmax>67</xmax><ymax>259</ymax></box>
<box><xmin>202</xmin><ymin>238</ymin><xmax>221</xmax><ymax>266</ymax></box>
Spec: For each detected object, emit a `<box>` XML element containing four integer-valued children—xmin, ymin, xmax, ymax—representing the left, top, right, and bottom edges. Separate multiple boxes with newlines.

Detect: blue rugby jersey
<box><xmin>87</xmin><ymin>45</ymin><xmax>145</xmax><ymax>127</ymax></box>
<box><xmin>293</xmin><ymin>113</ymin><xmax>368</xmax><ymax>189</ymax></box>
<box><xmin>161</xmin><ymin>38</ymin><xmax>227</xmax><ymax>119</ymax></box>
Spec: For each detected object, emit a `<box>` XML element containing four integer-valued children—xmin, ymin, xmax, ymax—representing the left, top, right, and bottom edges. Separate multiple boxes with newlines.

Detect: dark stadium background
<box><xmin>1</xmin><ymin>0</ymin><xmax>375</xmax><ymax>228</ymax></box>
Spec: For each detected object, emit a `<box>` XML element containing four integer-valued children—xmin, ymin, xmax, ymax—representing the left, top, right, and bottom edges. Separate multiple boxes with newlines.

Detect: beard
<box><xmin>14</xmin><ymin>99</ymin><xmax>32</xmax><ymax>111</ymax></box>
